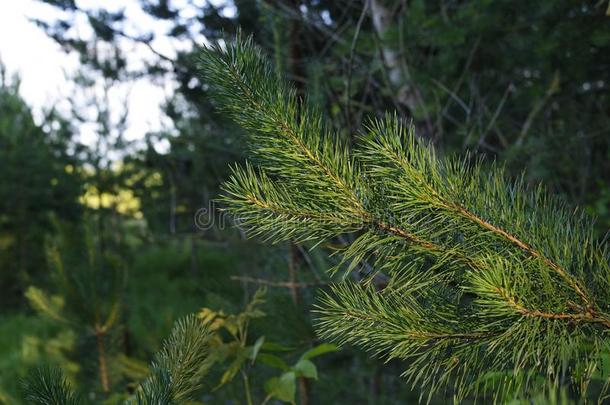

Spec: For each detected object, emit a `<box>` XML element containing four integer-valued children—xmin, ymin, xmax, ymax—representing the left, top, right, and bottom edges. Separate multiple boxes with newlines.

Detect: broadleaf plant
<box><xmin>198</xmin><ymin>288</ymin><xmax>335</xmax><ymax>405</ymax></box>
<box><xmin>196</xmin><ymin>34</ymin><xmax>610</xmax><ymax>402</ymax></box>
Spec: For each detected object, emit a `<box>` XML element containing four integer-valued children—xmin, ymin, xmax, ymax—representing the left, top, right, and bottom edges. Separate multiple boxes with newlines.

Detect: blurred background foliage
<box><xmin>0</xmin><ymin>0</ymin><xmax>608</xmax><ymax>403</ymax></box>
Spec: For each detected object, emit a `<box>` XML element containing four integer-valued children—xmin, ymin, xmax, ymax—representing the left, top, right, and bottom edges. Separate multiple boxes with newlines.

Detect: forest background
<box><xmin>0</xmin><ymin>0</ymin><xmax>609</xmax><ymax>403</ymax></box>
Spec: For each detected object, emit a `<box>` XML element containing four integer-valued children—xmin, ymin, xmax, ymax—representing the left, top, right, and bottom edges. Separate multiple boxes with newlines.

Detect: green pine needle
<box><xmin>22</xmin><ymin>366</ymin><xmax>81</xmax><ymax>405</ymax></box>
<box><xmin>130</xmin><ymin>314</ymin><xmax>213</xmax><ymax>404</ymax></box>
<box><xmin>197</xmin><ymin>34</ymin><xmax>610</xmax><ymax>402</ymax></box>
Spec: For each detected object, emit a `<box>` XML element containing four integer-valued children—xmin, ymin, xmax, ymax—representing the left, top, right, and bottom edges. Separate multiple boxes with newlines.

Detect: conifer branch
<box><xmin>444</xmin><ymin>192</ymin><xmax>591</xmax><ymax>306</ymax></box>
<box><xmin>198</xmin><ymin>34</ymin><xmax>610</xmax><ymax>402</ymax></box>
<box><xmin>22</xmin><ymin>367</ymin><xmax>82</xmax><ymax>405</ymax></box>
<box><xmin>129</xmin><ymin>315</ymin><xmax>213</xmax><ymax>404</ymax></box>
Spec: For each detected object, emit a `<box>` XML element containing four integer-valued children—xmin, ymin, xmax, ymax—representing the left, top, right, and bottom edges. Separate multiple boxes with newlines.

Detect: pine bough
<box><xmin>196</xmin><ymin>35</ymin><xmax>610</xmax><ymax>402</ymax></box>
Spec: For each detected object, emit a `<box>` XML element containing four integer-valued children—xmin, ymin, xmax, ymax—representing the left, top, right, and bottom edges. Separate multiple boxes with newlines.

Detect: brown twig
<box><xmin>453</xmin><ymin>203</ymin><xmax>591</xmax><ymax>307</ymax></box>
<box><xmin>515</xmin><ymin>71</ymin><xmax>560</xmax><ymax>145</ymax></box>
<box><xmin>95</xmin><ymin>326</ymin><xmax>110</xmax><ymax>394</ymax></box>
<box><xmin>230</xmin><ymin>276</ymin><xmax>327</xmax><ymax>289</ymax></box>
<box><xmin>496</xmin><ymin>287</ymin><xmax>610</xmax><ymax>328</ymax></box>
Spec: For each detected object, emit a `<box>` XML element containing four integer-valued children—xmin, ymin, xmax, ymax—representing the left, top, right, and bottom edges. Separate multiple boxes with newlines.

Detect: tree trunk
<box><xmin>95</xmin><ymin>328</ymin><xmax>110</xmax><ymax>394</ymax></box>
<box><xmin>370</xmin><ymin>0</ymin><xmax>417</xmax><ymax>112</ymax></box>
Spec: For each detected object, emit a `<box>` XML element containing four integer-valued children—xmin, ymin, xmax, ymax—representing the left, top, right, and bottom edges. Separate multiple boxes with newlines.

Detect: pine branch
<box><xmin>129</xmin><ymin>314</ymin><xmax>213</xmax><ymax>404</ymax></box>
<box><xmin>197</xmin><ymin>34</ymin><xmax>365</xmax><ymax>220</ymax></box>
<box><xmin>22</xmin><ymin>366</ymin><xmax>82</xmax><ymax>405</ymax></box>
<box><xmin>198</xmin><ymin>35</ymin><xmax>610</xmax><ymax>402</ymax></box>
<box><xmin>363</xmin><ymin>123</ymin><xmax>590</xmax><ymax>304</ymax></box>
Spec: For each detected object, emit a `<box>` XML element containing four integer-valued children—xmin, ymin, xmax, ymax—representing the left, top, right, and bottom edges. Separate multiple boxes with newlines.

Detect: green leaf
<box><xmin>300</xmin><ymin>343</ymin><xmax>338</xmax><ymax>361</ymax></box>
<box><xmin>257</xmin><ymin>353</ymin><xmax>290</xmax><ymax>371</ymax></box>
<box><xmin>243</xmin><ymin>288</ymin><xmax>267</xmax><ymax>319</ymax></box>
<box><xmin>198</xmin><ymin>307</ymin><xmax>219</xmax><ymax>325</ymax></box>
<box><xmin>248</xmin><ymin>336</ymin><xmax>265</xmax><ymax>363</ymax></box>
<box><xmin>221</xmin><ymin>316</ymin><xmax>239</xmax><ymax>337</ymax></box>
<box><xmin>261</xmin><ymin>342</ymin><xmax>293</xmax><ymax>352</ymax></box>
<box><xmin>293</xmin><ymin>359</ymin><xmax>318</xmax><ymax>380</ymax></box>
<box><xmin>591</xmin><ymin>349</ymin><xmax>610</xmax><ymax>380</ymax></box>
<box><xmin>217</xmin><ymin>351</ymin><xmax>246</xmax><ymax>388</ymax></box>
<box><xmin>264</xmin><ymin>372</ymin><xmax>296</xmax><ymax>403</ymax></box>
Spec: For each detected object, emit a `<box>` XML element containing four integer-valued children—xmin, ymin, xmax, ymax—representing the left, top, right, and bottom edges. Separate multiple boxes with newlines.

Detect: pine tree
<box><xmin>25</xmin><ymin>221</ymin><xmax>126</xmax><ymax>395</ymax></box>
<box><xmin>195</xmin><ymin>35</ymin><xmax>610</xmax><ymax>402</ymax></box>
